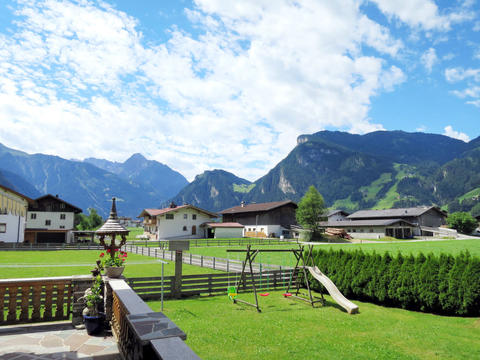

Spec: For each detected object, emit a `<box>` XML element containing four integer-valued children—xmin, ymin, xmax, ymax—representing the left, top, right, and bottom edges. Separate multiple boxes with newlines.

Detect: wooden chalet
<box><xmin>219</xmin><ymin>200</ymin><xmax>297</xmax><ymax>238</ymax></box>
<box><xmin>25</xmin><ymin>194</ymin><xmax>82</xmax><ymax>243</ymax></box>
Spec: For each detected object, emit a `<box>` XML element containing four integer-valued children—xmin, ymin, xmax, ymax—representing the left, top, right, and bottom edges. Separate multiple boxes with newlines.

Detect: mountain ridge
<box><xmin>2</xmin><ymin>130</ymin><xmax>480</xmax><ymax>217</ymax></box>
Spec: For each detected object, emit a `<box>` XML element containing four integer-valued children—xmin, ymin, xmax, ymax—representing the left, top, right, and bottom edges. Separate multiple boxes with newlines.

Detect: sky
<box><xmin>0</xmin><ymin>0</ymin><xmax>479</xmax><ymax>182</ymax></box>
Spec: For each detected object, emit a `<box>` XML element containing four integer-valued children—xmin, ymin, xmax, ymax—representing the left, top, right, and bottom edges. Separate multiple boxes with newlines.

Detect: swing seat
<box><xmin>283</xmin><ymin>292</ymin><xmax>292</xmax><ymax>297</ymax></box>
<box><xmin>260</xmin><ymin>293</ymin><xmax>270</xmax><ymax>296</ymax></box>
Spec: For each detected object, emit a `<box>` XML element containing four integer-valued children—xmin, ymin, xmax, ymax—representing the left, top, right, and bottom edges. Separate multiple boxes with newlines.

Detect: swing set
<box><xmin>226</xmin><ymin>244</ymin><xmax>324</xmax><ymax>312</ymax></box>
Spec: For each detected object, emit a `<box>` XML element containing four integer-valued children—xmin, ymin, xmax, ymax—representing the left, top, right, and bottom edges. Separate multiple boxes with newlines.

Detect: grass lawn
<box><xmin>0</xmin><ymin>250</ymin><xmax>220</xmax><ymax>278</ymax></box>
<box><xmin>148</xmin><ymin>290</ymin><xmax>480</xmax><ymax>360</ymax></box>
<box><xmin>187</xmin><ymin>240</ymin><xmax>480</xmax><ymax>266</ymax></box>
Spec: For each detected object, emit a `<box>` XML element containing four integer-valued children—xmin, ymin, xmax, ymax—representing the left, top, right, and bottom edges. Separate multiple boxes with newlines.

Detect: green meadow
<box><xmin>149</xmin><ymin>290</ymin><xmax>480</xmax><ymax>360</ymax></box>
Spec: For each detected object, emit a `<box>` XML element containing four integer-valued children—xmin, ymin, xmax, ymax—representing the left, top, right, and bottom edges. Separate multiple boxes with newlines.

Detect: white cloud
<box><xmin>446</xmin><ymin>66</ymin><xmax>480</xmax><ymax>108</ymax></box>
<box><xmin>0</xmin><ymin>0</ymin><xmax>407</xmax><ymax>181</ymax></box>
<box><xmin>442</xmin><ymin>53</ymin><xmax>455</xmax><ymax>61</ymax></box>
<box><xmin>421</xmin><ymin>48</ymin><xmax>437</xmax><ymax>73</ymax></box>
<box><xmin>445</xmin><ymin>67</ymin><xmax>480</xmax><ymax>82</ymax></box>
<box><xmin>443</xmin><ymin>125</ymin><xmax>470</xmax><ymax>142</ymax></box>
<box><xmin>370</xmin><ymin>0</ymin><xmax>471</xmax><ymax>31</ymax></box>
<box><xmin>416</xmin><ymin>125</ymin><xmax>427</xmax><ymax>132</ymax></box>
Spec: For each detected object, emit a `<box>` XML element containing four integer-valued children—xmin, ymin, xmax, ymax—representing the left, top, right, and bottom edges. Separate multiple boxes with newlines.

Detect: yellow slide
<box><xmin>308</xmin><ymin>266</ymin><xmax>359</xmax><ymax>314</ymax></box>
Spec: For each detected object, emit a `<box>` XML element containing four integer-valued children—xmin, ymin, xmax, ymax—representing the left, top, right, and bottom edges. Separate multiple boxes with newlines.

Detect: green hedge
<box><xmin>309</xmin><ymin>249</ymin><xmax>480</xmax><ymax>316</ymax></box>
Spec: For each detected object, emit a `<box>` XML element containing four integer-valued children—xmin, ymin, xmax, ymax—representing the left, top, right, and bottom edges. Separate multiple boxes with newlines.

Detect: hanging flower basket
<box><xmin>105</xmin><ymin>266</ymin><xmax>125</xmax><ymax>278</ymax></box>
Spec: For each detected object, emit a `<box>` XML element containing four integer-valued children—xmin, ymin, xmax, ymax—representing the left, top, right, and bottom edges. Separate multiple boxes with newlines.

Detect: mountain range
<box><xmin>1</xmin><ymin>130</ymin><xmax>480</xmax><ymax>218</ymax></box>
<box><xmin>171</xmin><ymin>130</ymin><xmax>480</xmax><ymax>215</ymax></box>
<box><xmin>0</xmin><ymin>143</ymin><xmax>187</xmax><ymax>217</ymax></box>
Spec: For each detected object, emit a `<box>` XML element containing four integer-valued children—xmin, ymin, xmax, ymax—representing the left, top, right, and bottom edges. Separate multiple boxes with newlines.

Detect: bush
<box><xmin>446</xmin><ymin>212</ymin><xmax>478</xmax><ymax>234</ymax></box>
<box><xmin>310</xmin><ymin>248</ymin><xmax>480</xmax><ymax>316</ymax></box>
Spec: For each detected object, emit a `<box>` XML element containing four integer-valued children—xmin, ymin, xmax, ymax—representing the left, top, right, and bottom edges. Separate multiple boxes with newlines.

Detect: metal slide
<box><xmin>308</xmin><ymin>266</ymin><xmax>359</xmax><ymax>314</ymax></box>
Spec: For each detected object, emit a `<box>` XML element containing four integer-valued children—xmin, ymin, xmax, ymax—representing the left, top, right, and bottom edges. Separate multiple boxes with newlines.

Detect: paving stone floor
<box><xmin>0</xmin><ymin>322</ymin><xmax>120</xmax><ymax>359</ymax></box>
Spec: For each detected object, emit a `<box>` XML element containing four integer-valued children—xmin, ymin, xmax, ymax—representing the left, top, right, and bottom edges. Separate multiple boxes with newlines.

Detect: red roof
<box><xmin>204</xmin><ymin>222</ymin><xmax>244</xmax><ymax>228</ymax></box>
<box><xmin>138</xmin><ymin>205</ymin><xmax>218</xmax><ymax>218</ymax></box>
<box><xmin>219</xmin><ymin>200</ymin><xmax>297</xmax><ymax>214</ymax></box>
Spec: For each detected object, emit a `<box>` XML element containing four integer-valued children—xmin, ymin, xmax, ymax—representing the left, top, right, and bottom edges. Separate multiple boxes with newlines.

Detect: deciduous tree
<box><xmin>296</xmin><ymin>185</ymin><xmax>325</xmax><ymax>237</ymax></box>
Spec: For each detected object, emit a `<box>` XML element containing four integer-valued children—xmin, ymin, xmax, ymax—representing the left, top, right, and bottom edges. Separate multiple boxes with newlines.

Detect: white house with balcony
<box><xmin>25</xmin><ymin>194</ymin><xmax>82</xmax><ymax>243</ymax></box>
<box><xmin>138</xmin><ymin>203</ymin><xmax>218</xmax><ymax>240</ymax></box>
<box><xmin>0</xmin><ymin>184</ymin><xmax>32</xmax><ymax>243</ymax></box>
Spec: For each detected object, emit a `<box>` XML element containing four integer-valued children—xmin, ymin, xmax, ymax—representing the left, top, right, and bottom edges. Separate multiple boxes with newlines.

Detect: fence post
<box><xmin>190</xmin><ymin>253</ymin><xmax>192</xmax><ymax>265</ymax></box>
<box><xmin>155</xmin><ymin>248</ymin><xmax>158</xmax><ymax>258</ymax></box>
<box><xmin>148</xmin><ymin>247</ymin><xmax>150</xmax><ymax>257</ymax></box>
<box><xmin>227</xmin><ymin>259</ymin><xmax>229</xmax><ymax>272</ymax></box>
<box><xmin>201</xmin><ymin>255</ymin><xmax>203</xmax><ymax>267</ymax></box>
<box><xmin>213</xmin><ymin>257</ymin><xmax>215</xmax><ymax>270</ymax></box>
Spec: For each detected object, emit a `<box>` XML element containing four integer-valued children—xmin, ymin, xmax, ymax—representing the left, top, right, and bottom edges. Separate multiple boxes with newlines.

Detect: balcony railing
<box><xmin>106</xmin><ymin>278</ymin><xmax>199</xmax><ymax>359</ymax></box>
<box><xmin>0</xmin><ymin>275</ymin><xmax>92</xmax><ymax>325</ymax></box>
<box><xmin>0</xmin><ymin>275</ymin><xmax>199</xmax><ymax>359</ymax></box>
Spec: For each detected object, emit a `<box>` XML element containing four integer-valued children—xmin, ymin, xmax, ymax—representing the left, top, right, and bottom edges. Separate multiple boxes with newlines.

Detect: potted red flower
<box><xmin>100</xmin><ymin>249</ymin><xmax>128</xmax><ymax>278</ymax></box>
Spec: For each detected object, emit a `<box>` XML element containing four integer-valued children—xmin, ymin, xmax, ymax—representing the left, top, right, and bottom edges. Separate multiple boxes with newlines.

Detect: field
<box><xmin>149</xmin><ymin>290</ymin><xmax>480</xmax><ymax>360</ymax></box>
<box><xmin>186</xmin><ymin>239</ymin><xmax>480</xmax><ymax>266</ymax></box>
<box><xmin>0</xmin><ymin>250</ymin><xmax>220</xmax><ymax>278</ymax></box>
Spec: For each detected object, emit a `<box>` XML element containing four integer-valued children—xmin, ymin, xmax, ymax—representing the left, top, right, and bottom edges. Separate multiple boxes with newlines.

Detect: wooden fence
<box><xmin>127</xmin><ymin>269</ymin><xmax>297</xmax><ymax>301</ymax></box>
<box><xmin>0</xmin><ymin>276</ymin><xmax>93</xmax><ymax>325</ymax></box>
<box><xmin>127</xmin><ymin>237</ymin><xmax>297</xmax><ymax>248</ymax></box>
<box><xmin>123</xmin><ymin>244</ymin><xmax>292</xmax><ymax>273</ymax></box>
<box><xmin>0</xmin><ymin>243</ymin><xmax>104</xmax><ymax>251</ymax></box>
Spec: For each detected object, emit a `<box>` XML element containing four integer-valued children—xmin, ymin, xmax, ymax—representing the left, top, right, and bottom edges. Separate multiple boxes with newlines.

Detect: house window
<box><xmin>352</xmin><ymin>229</ymin><xmax>356</xmax><ymax>232</ymax></box>
<box><xmin>0</xmin><ymin>223</ymin><xmax>6</xmax><ymax>233</ymax></box>
<box><xmin>45</xmin><ymin>220</ymin><xmax>51</xmax><ymax>226</ymax></box>
<box><xmin>60</xmin><ymin>214</ymin><xmax>66</xmax><ymax>220</ymax></box>
<box><xmin>183</xmin><ymin>214</ymin><xmax>188</xmax><ymax>219</ymax></box>
<box><xmin>30</xmin><ymin>213</ymin><xmax>37</xmax><ymax>219</ymax></box>
<box><xmin>60</xmin><ymin>203</ymin><xmax>65</xmax><ymax>209</ymax></box>
<box><xmin>192</xmin><ymin>214</ymin><xmax>197</xmax><ymax>220</ymax></box>
<box><xmin>183</xmin><ymin>226</ymin><xmax>187</xmax><ymax>231</ymax></box>
<box><xmin>370</xmin><ymin>229</ymin><xmax>374</xmax><ymax>233</ymax></box>
<box><xmin>60</xmin><ymin>225</ymin><xmax>65</xmax><ymax>229</ymax></box>
<box><xmin>166</xmin><ymin>214</ymin><xmax>174</xmax><ymax>220</ymax></box>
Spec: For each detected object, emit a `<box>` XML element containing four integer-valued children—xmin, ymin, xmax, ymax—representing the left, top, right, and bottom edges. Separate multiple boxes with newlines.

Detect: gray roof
<box><xmin>319</xmin><ymin>219</ymin><xmax>416</xmax><ymax>227</ymax></box>
<box><xmin>220</xmin><ymin>200</ymin><xmax>297</xmax><ymax>214</ymax></box>
<box><xmin>327</xmin><ymin>210</ymin><xmax>350</xmax><ymax>217</ymax></box>
<box><xmin>347</xmin><ymin>206</ymin><xmax>446</xmax><ymax>219</ymax></box>
<box><xmin>96</xmin><ymin>198</ymin><xmax>129</xmax><ymax>235</ymax></box>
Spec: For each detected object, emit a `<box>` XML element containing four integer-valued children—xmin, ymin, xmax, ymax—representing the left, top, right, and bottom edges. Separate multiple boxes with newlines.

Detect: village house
<box><xmin>219</xmin><ymin>200</ymin><xmax>298</xmax><ymax>238</ymax></box>
<box><xmin>320</xmin><ymin>206</ymin><xmax>448</xmax><ymax>239</ymax></box>
<box><xmin>25</xmin><ymin>194</ymin><xmax>83</xmax><ymax>244</ymax></box>
<box><xmin>202</xmin><ymin>222</ymin><xmax>245</xmax><ymax>239</ymax></box>
<box><xmin>138</xmin><ymin>202</ymin><xmax>218</xmax><ymax>240</ymax></box>
<box><xmin>0</xmin><ymin>184</ymin><xmax>32</xmax><ymax>243</ymax></box>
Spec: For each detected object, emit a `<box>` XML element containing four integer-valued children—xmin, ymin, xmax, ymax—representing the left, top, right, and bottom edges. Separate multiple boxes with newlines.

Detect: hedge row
<box><xmin>308</xmin><ymin>249</ymin><xmax>480</xmax><ymax>316</ymax></box>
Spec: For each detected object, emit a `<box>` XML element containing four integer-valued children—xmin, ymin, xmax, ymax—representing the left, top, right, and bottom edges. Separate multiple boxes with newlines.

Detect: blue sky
<box><xmin>0</xmin><ymin>0</ymin><xmax>479</xmax><ymax>181</ymax></box>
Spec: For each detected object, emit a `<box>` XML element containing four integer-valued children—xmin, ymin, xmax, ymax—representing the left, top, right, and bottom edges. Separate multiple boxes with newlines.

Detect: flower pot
<box><xmin>105</xmin><ymin>266</ymin><xmax>125</xmax><ymax>278</ymax></box>
<box><xmin>83</xmin><ymin>313</ymin><xmax>105</xmax><ymax>335</ymax></box>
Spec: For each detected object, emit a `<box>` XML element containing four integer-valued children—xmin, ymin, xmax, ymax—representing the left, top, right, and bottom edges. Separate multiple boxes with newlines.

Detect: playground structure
<box><xmin>226</xmin><ymin>245</ymin><xmax>324</xmax><ymax>312</ymax></box>
<box><xmin>226</xmin><ymin>244</ymin><xmax>358</xmax><ymax>314</ymax></box>
<box><xmin>308</xmin><ymin>266</ymin><xmax>359</xmax><ymax>314</ymax></box>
